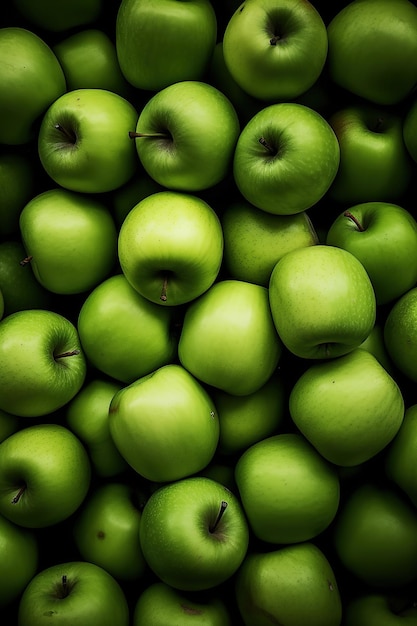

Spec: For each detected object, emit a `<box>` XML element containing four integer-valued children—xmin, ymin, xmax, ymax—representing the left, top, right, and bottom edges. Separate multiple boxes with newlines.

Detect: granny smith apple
<box><xmin>233</xmin><ymin>102</ymin><xmax>340</xmax><ymax>215</ymax></box>
<box><xmin>130</xmin><ymin>80</ymin><xmax>240</xmax><ymax>192</ymax></box>
<box><xmin>38</xmin><ymin>88</ymin><xmax>138</xmax><ymax>194</ymax></box>
<box><xmin>268</xmin><ymin>244</ymin><xmax>376</xmax><ymax>359</ymax></box>
<box><xmin>116</xmin><ymin>0</ymin><xmax>217</xmax><ymax>91</ymax></box>
<box><xmin>17</xmin><ymin>560</ymin><xmax>129</xmax><ymax>626</ymax></box>
<box><xmin>0</xmin><ymin>513</ymin><xmax>38</xmax><ymax>608</ymax></box>
<box><xmin>0</xmin><ymin>309</ymin><xmax>86</xmax><ymax>418</ymax></box>
<box><xmin>178</xmin><ymin>279</ymin><xmax>282</xmax><ymax>396</ymax></box>
<box><xmin>77</xmin><ymin>274</ymin><xmax>178</xmax><ymax>383</ymax></box>
<box><xmin>222</xmin><ymin>0</ymin><xmax>328</xmax><ymax>101</ymax></box>
<box><xmin>384</xmin><ymin>286</ymin><xmax>417</xmax><ymax>382</ymax></box>
<box><xmin>139</xmin><ymin>476</ymin><xmax>249</xmax><ymax>591</ymax></box>
<box><xmin>109</xmin><ymin>364</ymin><xmax>219</xmax><ymax>483</ymax></box>
<box><xmin>19</xmin><ymin>188</ymin><xmax>118</xmax><ymax>295</ymax></box>
<box><xmin>0</xmin><ymin>423</ymin><xmax>91</xmax><ymax>528</ymax></box>
<box><xmin>385</xmin><ymin>404</ymin><xmax>417</xmax><ymax>508</ymax></box>
<box><xmin>13</xmin><ymin>0</ymin><xmax>103</xmax><ymax>32</ymax></box>
<box><xmin>344</xmin><ymin>592</ymin><xmax>417</xmax><ymax>626</ymax></box>
<box><xmin>118</xmin><ymin>190</ymin><xmax>224</xmax><ymax>306</ymax></box>
<box><xmin>0</xmin><ymin>27</ymin><xmax>66</xmax><ymax>145</ymax></box>
<box><xmin>0</xmin><ymin>150</ymin><xmax>35</xmax><ymax>238</ymax></box>
<box><xmin>235</xmin><ymin>542</ymin><xmax>342</xmax><ymax>626</ymax></box>
<box><xmin>289</xmin><ymin>349</ymin><xmax>405</xmax><ymax>466</ymax></box>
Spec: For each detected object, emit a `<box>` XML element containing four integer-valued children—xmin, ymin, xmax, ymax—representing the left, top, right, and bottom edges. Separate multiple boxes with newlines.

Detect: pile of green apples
<box><xmin>2</xmin><ymin>0</ymin><xmax>417</xmax><ymax>624</ymax></box>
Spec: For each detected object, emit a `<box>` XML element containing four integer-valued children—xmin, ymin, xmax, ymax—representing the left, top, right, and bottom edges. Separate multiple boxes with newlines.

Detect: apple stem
<box><xmin>61</xmin><ymin>575</ymin><xmax>68</xmax><ymax>598</ymax></box>
<box><xmin>270</xmin><ymin>34</ymin><xmax>281</xmax><ymax>45</ymax></box>
<box><xmin>19</xmin><ymin>255</ymin><xmax>33</xmax><ymax>266</ymax></box>
<box><xmin>209</xmin><ymin>500</ymin><xmax>228</xmax><ymax>533</ymax></box>
<box><xmin>259</xmin><ymin>137</ymin><xmax>276</xmax><ymax>155</ymax></box>
<box><xmin>160</xmin><ymin>275</ymin><xmax>168</xmax><ymax>302</ymax></box>
<box><xmin>55</xmin><ymin>349</ymin><xmax>81</xmax><ymax>359</ymax></box>
<box><xmin>344</xmin><ymin>210</ymin><xmax>365</xmax><ymax>232</ymax></box>
<box><xmin>128</xmin><ymin>131</ymin><xmax>169</xmax><ymax>139</ymax></box>
<box><xmin>54</xmin><ymin>123</ymin><xmax>76</xmax><ymax>144</ymax></box>
<box><xmin>11</xmin><ymin>485</ymin><xmax>26</xmax><ymax>504</ymax></box>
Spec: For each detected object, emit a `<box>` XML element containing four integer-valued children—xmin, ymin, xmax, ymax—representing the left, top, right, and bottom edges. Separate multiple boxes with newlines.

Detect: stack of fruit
<box><xmin>1</xmin><ymin>0</ymin><xmax>417</xmax><ymax>624</ymax></box>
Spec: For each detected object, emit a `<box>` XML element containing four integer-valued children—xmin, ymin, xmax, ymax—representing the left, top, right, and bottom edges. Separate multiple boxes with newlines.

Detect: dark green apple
<box><xmin>0</xmin><ymin>513</ymin><xmax>38</xmax><ymax>608</ymax></box>
<box><xmin>0</xmin><ymin>150</ymin><xmax>35</xmax><ymax>238</ymax></box>
<box><xmin>384</xmin><ymin>286</ymin><xmax>417</xmax><ymax>382</ymax></box>
<box><xmin>385</xmin><ymin>404</ymin><xmax>417</xmax><ymax>507</ymax></box>
<box><xmin>13</xmin><ymin>0</ymin><xmax>103</xmax><ymax>32</ymax></box>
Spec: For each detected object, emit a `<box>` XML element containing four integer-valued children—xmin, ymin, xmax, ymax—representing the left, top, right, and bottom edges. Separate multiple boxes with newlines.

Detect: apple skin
<box><xmin>117</xmin><ymin>190</ymin><xmax>224</xmax><ymax>306</ymax></box>
<box><xmin>19</xmin><ymin>188</ymin><xmax>118</xmax><ymax>295</ymax></box>
<box><xmin>38</xmin><ymin>88</ymin><xmax>138</xmax><ymax>194</ymax></box>
<box><xmin>0</xmin><ymin>27</ymin><xmax>66</xmax><ymax>145</ymax></box>
<box><xmin>178</xmin><ymin>279</ymin><xmax>282</xmax><ymax>396</ymax></box>
<box><xmin>139</xmin><ymin>476</ymin><xmax>250</xmax><ymax>591</ymax></box>
<box><xmin>0</xmin><ymin>309</ymin><xmax>86</xmax><ymax>418</ymax></box>
<box><xmin>222</xmin><ymin>0</ymin><xmax>328</xmax><ymax>102</ymax></box>
<box><xmin>17</xmin><ymin>560</ymin><xmax>129</xmax><ymax>626</ymax></box>
<box><xmin>0</xmin><ymin>513</ymin><xmax>38</xmax><ymax>608</ymax></box>
<box><xmin>131</xmin><ymin>80</ymin><xmax>240</xmax><ymax>192</ymax></box>
<box><xmin>359</xmin><ymin>323</ymin><xmax>394</xmax><ymax>375</ymax></box>
<box><xmin>289</xmin><ymin>349</ymin><xmax>405</xmax><ymax>466</ymax></box>
<box><xmin>0</xmin><ymin>423</ymin><xmax>91</xmax><ymax>529</ymax></box>
<box><xmin>116</xmin><ymin>0</ymin><xmax>217</xmax><ymax>91</ymax></box>
<box><xmin>0</xmin><ymin>151</ymin><xmax>35</xmax><ymax>238</ymax></box>
<box><xmin>385</xmin><ymin>404</ymin><xmax>417</xmax><ymax>508</ymax></box>
<box><xmin>384</xmin><ymin>286</ymin><xmax>417</xmax><ymax>382</ymax></box>
<box><xmin>344</xmin><ymin>592</ymin><xmax>417</xmax><ymax>626</ymax></box>
<box><xmin>109</xmin><ymin>364</ymin><xmax>219</xmax><ymax>483</ymax></box>
<box><xmin>233</xmin><ymin>102</ymin><xmax>340</xmax><ymax>215</ymax></box>
<box><xmin>13</xmin><ymin>0</ymin><xmax>103</xmax><ymax>32</ymax></box>
<box><xmin>234</xmin><ymin>542</ymin><xmax>342</xmax><ymax>626</ymax></box>
<box><xmin>268</xmin><ymin>244</ymin><xmax>376</xmax><ymax>359</ymax></box>
<box><xmin>326</xmin><ymin>202</ymin><xmax>417</xmax><ymax>306</ymax></box>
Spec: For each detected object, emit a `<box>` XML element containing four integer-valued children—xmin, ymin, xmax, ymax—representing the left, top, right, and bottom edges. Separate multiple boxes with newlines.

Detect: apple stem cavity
<box><xmin>344</xmin><ymin>210</ymin><xmax>365</xmax><ymax>232</ymax></box>
<box><xmin>54</xmin><ymin>123</ymin><xmax>77</xmax><ymax>144</ymax></box>
<box><xmin>160</xmin><ymin>275</ymin><xmax>168</xmax><ymax>302</ymax></box>
<box><xmin>209</xmin><ymin>500</ymin><xmax>228</xmax><ymax>533</ymax></box>
<box><xmin>11</xmin><ymin>484</ymin><xmax>26</xmax><ymax>504</ymax></box>
<box><xmin>19</xmin><ymin>255</ymin><xmax>33</xmax><ymax>266</ymax></box>
<box><xmin>54</xmin><ymin>349</ymin><xmax>81</xmax><ymax>360</ymax></box>
<box><xmin>270</xmin><ymin>34</ymin><xmax>281</xmax><ymax>45</ymax></box>
<box><xmin>259</xmin><ymin>137</ymin><xmax>277</xmax><ymax>155</ymax></box>
<box><xmin>128</xmin><ymin>131</ymin><xmax>170</xmax><ymax>139</ymax></box>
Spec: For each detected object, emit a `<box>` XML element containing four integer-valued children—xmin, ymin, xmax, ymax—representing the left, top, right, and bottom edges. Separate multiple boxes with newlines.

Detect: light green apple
<box><xmin>326</xmin><ymin>202</ymin><xmax>417</xmax><ymax>305</ymax></box>
<box><xmin>233</xmin><ymin>102</ymin><xmax>340</xmax><ymax>215</ymax></box>
<box><xmin>344</xmin><ymin>592</ymin><xmax>417</xmax><ymax>626</ymax></box>
<box><xmin>0</xmin><ymin>513</ymin><xmax>38</xmax><ymax>608</ymax></box>
<box><xmin>178</xmin><ymin>279</ymin><xmax>282</xmax><ymax>396</ymax></box>
<box><xmin>130</xmin><ymin>80</ymin><xmax>240</xmax><ymax>192</ymax></box>
<box><xmin>268</xmin><ymin>244</ymin><xmax>376</xmax><ymax>359</ymax></box>
<box><xmin>234</xmin><ymin>542</ymin><xmax>342</xmax><ymax>626</ymax></box>
<box><xmin>289</xmin><ymin>349</ymin><xmax>405</xmax><ymax>466</ymax></box>
<box><xmin>0</xmin><ymin>423</ymin><xmax>91</xmax><ymax>528</ymax></box>
<box><xmin>0</xmin><ymin>150</ymin><xmax>35</xmax><ymax>238</ymax></box>
<box><xmin>13</xmin><ymin>0</ymin><xmax>103</xmax><ymax>32</ymax></box>
<box><xmin>0</xmin><ymin>27</ymin><xmax>66</xmax><ymax>145</ymax></box>
<box><xmin>384</xmin><ymin>286</ymin><xmax>417</xmax><ymax>382</ymax></box>
<box><xmin>73</xmin><ymin>481</ymin><xmax>146</xmax><ymax>581</ymax></box>
<box><xmin>139</xmin><ymin>476</ymin><xmax>249</xmax><ymax>591</ymax></box>
<box><xmin>116</xmin><ymin>0</ymin><xmax>217</xmax><ymax>91</ymax></box>
<box><xmin>77</xmin><ymin>274</ymin><xmax>178</xmax><ymax>384</ymax></box>
<box><xmin>38</xmin><ymin>88</ymin><xmax>138</xmax><ymax>194</ymax></box>
<box><xmin>385</xmin><ymin>404</ymin><xmax>417</xmax><ymax>507</ymax></box>
<box><xmin>109</xmin><ymin>364</ymin><xmax>219</xmax><ymax>483</ymax></box>
<box><xmin>19</xmin><ymin>188</ymin><xmax>118</xmax><ymax>295</ymax></box>
<box><xmin>0</xmin><ymin>309</ymin><xmax>86</xmax><ymax>418</ymax></box>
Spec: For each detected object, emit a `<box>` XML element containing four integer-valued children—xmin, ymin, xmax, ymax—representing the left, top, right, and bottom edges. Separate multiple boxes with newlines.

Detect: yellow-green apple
<box><xmin>0</xmin><ymin>150</ymin><xmax>35</xmax><ymax>238</ymax></box>
<box><xmin>326</xmin><ymin>202</ymin><xmax>417</xmax><ymax>305</ymax></box>
<box><xmin>130</xmin><ymin>80</ymin><xmax>240</xmax><ymax>192</ymax></box>
<box><xmin>116</xmin><ymin>0</ymin><xmax>217</xmax><ymax>91</ymax></box>
<box><xmin>268</xmin><ymin>244</ymin><xmax>376</xmax><ymax>359</ymax></box>
<box><xmin>0</xmin><ymin>309</ymin><xmax>86</xmax><ymax>417</ymax></box>
<box><xmin>19</xmin><ymin>188</ymin><xmax>118</xmax><ymax>295</ymax></box>
<box><xmin>38</xmin><ymin>88</ymin><xmax>138</xmax><ymax>194</ymax></box>
<box><xmin>0</xmin><ymin>27</ymin><xmax>66</xmax><ymax>145</ymax></box>
<box><xmin>178</xmin><ymin>279</ymin><xmax>282</xmax><ymax>396</ymax></box>
<box><xmin>234</xmin><ymin>542</ymin><xmax>342</xmax><ymax>626</ymax></box>
<box><xmin>233</xmin><ymin>102</ymin><xmax>340</xmax><ymax>215</ymax></box>
<box><xmin>0</xmin><ymin>513</ymin><xmax>38</xmax><ymax>608</ymax></box>
<box><xmin>13</xmin><ymin>0</ymin><xmax>103</xmax><ymax>32</ymax></box>
<box><xmin>385</xmin><ymin>404</ymin><xmax>417</xmax><ymax>507</ymax></box>
<box><xmin>139</xmin><ymin>476</ymin><xmax>249</xmax><ymax>591</ymax></box>
<box><xmin>117</xmin><ymin>191</ymin><xmax>224</xmax><ymax>306</ymax></box>
<box><xmin>384</xmin><ymin>286</ymin><xmax>417</xmax><ymax>382</ymax></box>
<box><xmin>344</xmin><ymin>592</ymin><xmax>417</xmax><ymax>626</ymax></box>
<box><xmin>289</xmin><ymin>349</ymin><xmax>405</xmax><ymax>466</ymax></box>
<box><xmin>0</xmin><ymin>423</ymin><xmax>91</xmax><ymax>528</ymax></box>
<box><xmin>109</xmin><ymin>364</ymin><xmax>219</xmax><ymax>483</ymax></box>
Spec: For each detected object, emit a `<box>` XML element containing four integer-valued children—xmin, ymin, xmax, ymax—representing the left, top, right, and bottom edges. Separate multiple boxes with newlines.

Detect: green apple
<box><xmin>234</xmin><ymin>433</ymin><xmax>340</xmax><ymax>544</ymax></box>
<box><xmin>359</xmin><ymin>323</ymin><xmax>394</xmax><ymax>375</ymax></box>
<box><xmin>0</xmin><ymin>423</ymin><xmax>91</xmax><ymax>528</ymax></box>
<box><xmin>73</xmin><ymin>481</ymin><xmax>146</xmax><ymax>581</ymax></box>
<box><xmin>0</xmin><ymin>513</ymin><xmax>38</xmax><ymax>608</ymax></box>
<box><xmin>116</xmin><ymin>0</ymin><xmax>217</xmax><ymax>91</ymax></box>
<box><xmin>109</xmin><ymin>364</ymin><xmax>219</xmax><ymax>483</ymax></box>
<box><xmin>0</xmin><ymin>309</ymin><xmax>86</xmax><ymax>418</ymax></box>
<box><xmin>19</xmin><ymin>188</ymin><xmax>118</xmax><ymax>295</ymax></box>
<box><xmin>221</xmin><ymin>200</ymin><xmax>318</xmax><ymax>286</ymax></box>
<box><xmin>139</xmin><ymin>476</ymin><xmax>249</xmax><ymax>591</ymax></box>
<box><xmin>178</xmin><ymin>279</ymin><xmax>282</xmax><ymax>396</ymax></box>
<box><xmin>333</xmin><ymin>482</ymin><xmax>417</xmax><ymax>588</ymax></box>
<box><xmin>0</xmin><ymin>27</ymin><xmax>66</xmax><ymax>145</ymax></box>
<box><xmin>13</xmin><ymin>0</ymin><xmax>103</xmax><ymax>32</ymax></box>
<box><xmin>130</xmin><ymin>80</ymin><xmax>240</xmax><ymax>192</ymax></box>
<box><xmin>117</xmin><ymin>191</ymin><xmax>224</xmax><ymax>306</ymax></box>
<box><xmin>344</xmin><ymin>592</ymin><xmax>417</xmax><ymax>626</ymax></box>
<box><xmin>234</xmin><ymin>542</ymin><xmax>342</xmax><ymax>626</ymax></box>
<box><xmin>385</xmin><ymin>404</ymin><xmax>417</xmax><ymax>507</ymax></box>
<box><xmin>233</xmin><ymin>102</ymin><xmax>340</xmax><ymax>215</ymax></box>
<box><xmin>38</xmin><ymin>88</ymin><xmax>138</xmax><ymax>194</ymax></box>
<box><xmin>17</xmin><ymin>560</ymin><xmax>129</xmax><ymax>626</ymax></box>
<box><xmin>222</xmin><ymin>0</ymin><xmax>328</xmax><ymax>101</ymax></box>
<box><xmin>77</xmin><ymin>274</ymin><xmax>178</xmax><ymax>384</ymax></box>
<box><xmin>268</xmin><ymin>244</ymin><xmax>376</xmax><ymax>359</ymax></box>
<box><xmin>133</xmin><ymin>581</ymin><xmax>232</xmax><ymax>626</ymax></box>
<box><xmin>326</xmin><ymin>202</ymin><xmax>417</xmax><ymax>306</ymax></box>
<box><xmin>0</xmin><ymin>150</ymin><xmax>35</xmax><ymax>238</ymax></box>
<box><xmin>328</xmin><ymin>105</ymin><xmax>413</xmax><ymax>204</ymax></box>
<box><xmin>111</xmin><ymin>168</ymin><xmax>164</xmax><ymax>229</ymax></box>
<box><xmin>289</xmin><ymin>349</ymin><xmax>405</xmax><ymax>466</ymax></box>
<box><xmin>384</xmin><ymin>286</ymin><xmax>417</xmax><ymax>382</ymax></box>
<box><xmin>66</xmin><ymin>378</ymin><xmax>128</xmax><ymax>478</ymax></box>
